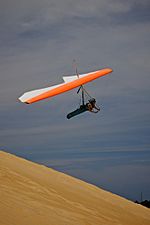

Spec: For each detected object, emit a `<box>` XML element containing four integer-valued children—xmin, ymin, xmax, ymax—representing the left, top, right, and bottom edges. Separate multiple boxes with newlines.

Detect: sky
<box><xmin>0</xmin><ymin>0</ymin><xmax>150</xmax><ymax>201</ymax></box>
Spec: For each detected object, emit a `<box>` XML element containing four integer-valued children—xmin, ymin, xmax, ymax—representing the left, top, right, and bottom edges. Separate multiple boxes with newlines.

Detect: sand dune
<box><xmin>0</xmin><ymin>151</ymin><xmax>149</xmax><ymax>225</ymax></box>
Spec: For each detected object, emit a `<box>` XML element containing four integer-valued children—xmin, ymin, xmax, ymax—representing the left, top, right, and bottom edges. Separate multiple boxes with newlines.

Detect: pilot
<box><xmin>67</xmin><ymin>98</ymin><xmax>100</xmax><ymax>119</ymax></box>
<box><xmin>86</xmin><ymin>98</ymin><xmax>99</xmax><ymax>112</ymax></box>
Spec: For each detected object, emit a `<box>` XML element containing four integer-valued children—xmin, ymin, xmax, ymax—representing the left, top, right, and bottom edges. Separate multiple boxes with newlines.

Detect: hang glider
<box><xmin>19</xmin><ymin>67</ymin><xmax>113</xmax><ymax>119</ymax></box>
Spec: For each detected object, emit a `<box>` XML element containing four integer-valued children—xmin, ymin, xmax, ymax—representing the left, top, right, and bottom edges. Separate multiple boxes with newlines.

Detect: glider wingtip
<box><xmin>100</xmin><ymin>67</ymin><xmax>113</xmax><ymax>73</ymax></box>
<box><xmin>107</xmin><ymin>67</ymin><xmax>113</xmax><ymax>73</ymax></box>
<box><xmin>100</xmin><ymin>67</ymin><xmax>113</xmax><ymax>75</ymax></box>
<box><xmin>18</xmin><ymin>96</ymin><xmax>30</xmax><ymax>104</ymax></box>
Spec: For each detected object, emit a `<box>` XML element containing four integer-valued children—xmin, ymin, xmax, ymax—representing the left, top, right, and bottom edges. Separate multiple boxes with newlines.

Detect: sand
<box><xmin>0</xmin><ymin>150</ymin><xmax>150</xmax><ymax>225</ymax></box>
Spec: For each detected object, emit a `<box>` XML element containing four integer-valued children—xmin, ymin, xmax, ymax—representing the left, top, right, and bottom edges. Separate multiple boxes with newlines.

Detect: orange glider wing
<box><xmin>19</xmin><ymin>68</ymin><xmax>112</xmax><ymax>104</ymax></box>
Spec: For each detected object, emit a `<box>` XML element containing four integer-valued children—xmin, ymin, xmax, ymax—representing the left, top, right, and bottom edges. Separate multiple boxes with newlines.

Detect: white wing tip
<box><xmin>18</xmin><ymin>94</ymin><xmax>28</xmax><ymax>103</ymax></box>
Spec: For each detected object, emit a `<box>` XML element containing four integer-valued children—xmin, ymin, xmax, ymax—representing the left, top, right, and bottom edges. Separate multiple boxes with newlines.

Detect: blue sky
<box><xmin>0</xmin><ymin>0</ymin><xmax>150</xmax><ymax>201</ymax></box>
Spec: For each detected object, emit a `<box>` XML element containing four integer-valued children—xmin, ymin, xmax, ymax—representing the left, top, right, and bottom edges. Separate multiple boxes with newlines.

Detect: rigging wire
<box><xmin>73</xmin><ymin>60</ymin><xmax>100</xmax><ymax>111</ymax></box>
<box><xmin>77</xmin><ymin>85</ymin><xmax>100</xmax><ymax>111</ymax></box>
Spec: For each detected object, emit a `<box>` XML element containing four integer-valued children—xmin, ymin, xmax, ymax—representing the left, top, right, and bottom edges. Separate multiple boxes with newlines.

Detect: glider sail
<box><xmin>19</xmin><ymin>68</ymin><xmax>112</xmax><ymax>104</ymax></box>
